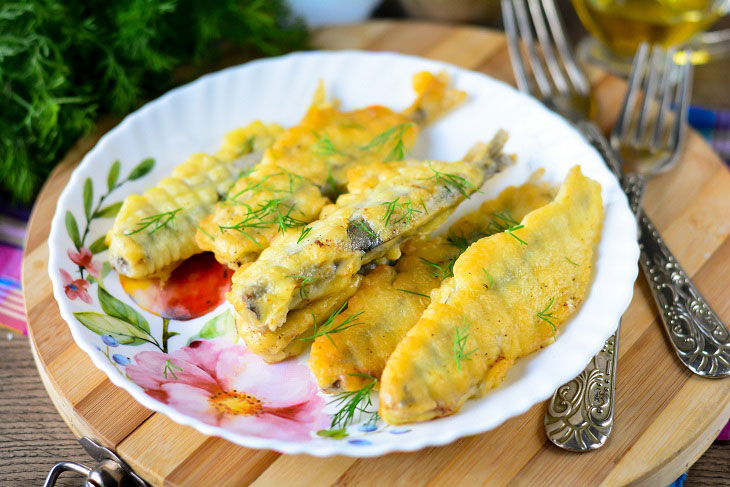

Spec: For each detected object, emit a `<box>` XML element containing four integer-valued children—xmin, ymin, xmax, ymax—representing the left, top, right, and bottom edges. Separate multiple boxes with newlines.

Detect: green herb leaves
<box><xmin>360</xmin><ymin>122</ymin><xmax>414</xmax><ymax>162</ymax></box>
<box><xmin>453</xmin><ymin>319</ymin><xmax>478</xmax><ymax>371</ymax></box>
<box><xmin>300</xmin><ymin>301</ymin><xmax>365</xmax><ymax>346</ymax></box>
<box><xmin>327</xmin><ymin>375</ymin><xmax>379</xmax><ymax>430</ymax></box>
<box><xmin>125</xmin><ymin>208</ymin><xmax>182</xmax><ymax>236</ymax></box>
<box><xmin>420</xmin><ymin>163</ymin><xmax>478</xmax><ymax>197</ymax></box>
<box><xmin>381</xmin><ymin>197</ymin><xmax>423</xmax><ymax>227</ymax></box>
<box><xmin>537</xmin><ymin>297</ymin><xmax>557</xmax><ymax>331</ymax></box>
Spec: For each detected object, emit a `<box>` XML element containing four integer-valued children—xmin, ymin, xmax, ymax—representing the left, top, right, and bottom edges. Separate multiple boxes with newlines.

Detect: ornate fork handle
<box><xmin>624</xmin><ymin>173</ymin><xmax>730</xmax><ymax>377</ymax></box>
<box><xmin>579</xmin><ymin>120</ymin><xmax>730</xmax><ymax>377</ymax></box>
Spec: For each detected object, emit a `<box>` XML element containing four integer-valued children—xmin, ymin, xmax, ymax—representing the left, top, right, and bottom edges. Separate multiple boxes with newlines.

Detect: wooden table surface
<box><xmin>3</xmin><ymin>20</ymin><xmax>730</xmax><ymax>486</ymax></box>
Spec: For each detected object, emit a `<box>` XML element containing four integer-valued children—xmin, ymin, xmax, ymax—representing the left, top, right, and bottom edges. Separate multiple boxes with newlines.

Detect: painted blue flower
<box><xmin>390</xmin><ymin>428</ymin><xmax>411</xmax><ymax>435</ymax></box>
<box><xmin>348</xmin><ymin>439</ymin><xmax>372</xmax><ymax>446</ymax></box>
<box><xmin>357</xmin><ymin>423</ymin><xmax>378</xmax><ymax>432</ymax></box>
<box><xmin>112</xmin><ymin>354</ymin><xmax>131</xmax><ymax>365</ymax></box>
<box><xmin>102</xmin><ymin>335</ymin><xmax>119</xmax><ymax>347</ymax></box>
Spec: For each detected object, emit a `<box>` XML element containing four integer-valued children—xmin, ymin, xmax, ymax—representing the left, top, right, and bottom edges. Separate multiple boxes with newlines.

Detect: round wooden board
<box><xmin>23</xmin><ymin>21</ymin><xmax>730</xmax><ymax>487</ymax></box>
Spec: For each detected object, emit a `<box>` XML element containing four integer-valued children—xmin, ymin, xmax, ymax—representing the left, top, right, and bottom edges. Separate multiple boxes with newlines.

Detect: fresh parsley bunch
<box><xmin>0</xmin><ymin>0</ymin><xmax>307</xmax><ymax>203</ymax></box>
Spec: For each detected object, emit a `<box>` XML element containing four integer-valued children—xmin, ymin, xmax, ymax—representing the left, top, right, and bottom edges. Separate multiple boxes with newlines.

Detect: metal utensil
<box><xmin>612</xmin><ymin>44</ymin><xmax>730</xmax><ymax>378</ymax></box>
<box><xmin>502</xmin><ymin>0</ymin><xmax>729</xmax><ymax>452</ymax></box>
<box><xmin>502</xmin><ymin>0</ymin><xmax>621</xmax><ymax>451</ymax></box>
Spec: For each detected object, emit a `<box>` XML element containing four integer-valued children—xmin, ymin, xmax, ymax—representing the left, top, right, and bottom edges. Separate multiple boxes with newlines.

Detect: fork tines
<box><xmin>613</xmin><ymin>44</ymin><xmax>693</xmax><ymax>159</ymax></box>
<box><xmin>501</xmin><ymin>0</ymin><xmax>589</xmax><ymax>98</ymax></box>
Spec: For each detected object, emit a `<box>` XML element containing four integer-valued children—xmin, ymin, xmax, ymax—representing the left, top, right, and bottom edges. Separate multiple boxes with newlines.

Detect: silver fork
<box><xmin>613</xmin><ymin>44</ymin><xmax>729</xmax><ymax>378</ymax></box>
<box><xmin>502</xmin><ymin>0</ymin><xmax>730</xmax><ymax>452</ymax></box>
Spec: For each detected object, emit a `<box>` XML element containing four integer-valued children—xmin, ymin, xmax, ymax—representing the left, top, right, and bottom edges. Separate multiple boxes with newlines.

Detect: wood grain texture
<box><xmin>16</xmin><ymin>21</ymin><xmax>730</xmax><ymax>486</ymax></box>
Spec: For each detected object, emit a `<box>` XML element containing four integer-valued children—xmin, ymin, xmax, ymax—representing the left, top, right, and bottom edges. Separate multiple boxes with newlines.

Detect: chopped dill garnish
<box><xmin>565</xmin><ymin>257</ymin><xmax>579</xmax><ymax>266</ymax></box>
<box><xmin>360</xmin><ymin>122</ymin><xmax>414</xmax><ymax>162</ymax></box>
<box><xmin>298</xmin><ymin>226</ymin><xmax>312</xmax><ymax>244</ymax></box>
<box><xmin>327</xmin><ymin>374</ymin><xmax>378</xmax><ymax>429</ymax></box>
<box><xmin>225</xmin><ymin>172</ymin><xmax>287</xmax><ymax>204</ymax></box>
<box><xmin>125</xmin><ymin>208</ymin><xmax>182</xmax><ymax>236</ymax></box>
<box><xmin>537</xmin><ymin>297</ymin><xmax>557</xmax><ymax>331</ymax></box>
<box><xmin>300</xmin><ymin>301</ymin><xmax>365</xmax><ymax>346</ymax></box>
<box><xmin>419</xmin><ymin>256</ymin><xmax>455</xmax><ymax>280</ymax></box>
<box><xmin>196</xmin><ymin>224</ymin><xmax>215</xmax><ymax>241</ymax></box>
<box><xmin>219</xmin><ymin>198</ymin><xmax>307</xmax><ymax>240</ymax></box>
<box><xmin>290</xmin><ymin>274</ymin><xmax>314</xmax><ymax>300</ymax></box>
<box><xmin>324</xmin><ymin>161</ymin><xmax>338</xmax><ymax>195</ymax></box>
<box><xmin>505</xmin><ymin>224</ymin><xmax>528</xmax><ymax>245</ymax></box>
<box><xmin>382</xmin><ymin>197</ymin><xmax>400</xmax><ymax>226</ymax></box>
<box><xmin>482</xmin><ymin>268</ymin><xmax>495</xmax><ymax>288</ymax></box>
<box><xmin>163</xmin><ymin>359</ymin><xmax>182</xmax><ymax>380</ymax></box>
<box><xmin>447</xmin><ymin>231</ymin><xmax>470</xmax><ymax>253</ymax></box>
<box><xmin>420</xmin><ymin>163</ymin><xmax>478</xmax><ymax>198</ymax></box>
<box><xmin>381</xmin><ymin>197</ymin><xmax>422</xmax><ymax>226</ymax></box>
<box><xmin>352</xmin><ymin>220</ymin><xmax>378</xmax><ymax>239</ymax></box>
<box><xmin>313</xmin><ymin>132</ymin><xmax>344</xmax><ymax>156</ymax></box>
<box><xmin>396</xmin><ymin>288</ymin><xmax>429</xmax><ymax>298</ymax></box>
<box><xmin>453</xmin><ymin>319</ymin><xmax>478</xmax><ymax>371</ymax></box>
<box><xmin>419</xmin><ymin>197</ymin><xmax>429</xmax><ymax>215</ymax></box>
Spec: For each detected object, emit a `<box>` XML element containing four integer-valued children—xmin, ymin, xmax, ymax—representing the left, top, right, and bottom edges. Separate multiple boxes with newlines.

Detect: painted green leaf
<box><xmin>128</xmin><ymin>158</ymin><xmax>155</xmax><ymax>180</ymax></box>
<box><xmin>83</xmin><ymin>178</ymin><xmax>93</xmax><ymax>219</ymax></box>
<box><xmin>97</xmin><ymin>287</ymin><xmax>150</xmax><ymax>334</ymax></box>
<box><xmin>89</xmin><ymin>235</ymin><xmax>108</xmax><ymax>254</ymax></box>
<box><xmin>101</xmin><ymin>262</ymin><xmax>112</xmax><ymax>278</ymax></box>
<box><xmin>94</xmin><ymin>202</ymin><xmax>122</xmax><ymax>218</ymax></box>
<box><xmin>316</xmin><ymin>429</ymin><xmax>348</xmax><ymax>439</ymax></box>
<box><xmin>108</xmin><ymin>160</ymin><xmax>121</xmax><ymax>191</ymax></box>
<box><xmin>187</xmin><ymin>309</ymin><xmax>236</xmax><ymax>344</ymax></box>
<box><xmin>73</xmin><ymin>312</ymin><xmax>148</xmax><ymax>345</ymax></box>
<box><xmin>65</xmin><ymin>211</ymin><xmax>81</xmax><ymax>249</ymax></box>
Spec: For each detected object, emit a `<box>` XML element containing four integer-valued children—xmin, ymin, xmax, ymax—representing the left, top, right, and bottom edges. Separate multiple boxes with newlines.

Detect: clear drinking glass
<box><xmin>572</xmin><ymin>0</ymin><xmax>730</xmax><ymax>74</ymax></box>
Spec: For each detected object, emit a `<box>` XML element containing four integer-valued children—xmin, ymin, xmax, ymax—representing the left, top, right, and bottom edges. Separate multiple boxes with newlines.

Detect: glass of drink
<box><xmin>571</xmin><ymin>0</ymin><xmax>730</xmax><ymax>74</ymax></box>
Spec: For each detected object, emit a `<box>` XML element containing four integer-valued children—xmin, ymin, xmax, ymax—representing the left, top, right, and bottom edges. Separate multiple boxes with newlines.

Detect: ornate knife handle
<box><xmin>544</xmin><ymin>326</ymin><xmax>619</xmax><ymax>451</ymax></box>
<box><xmin>624</xmin><ymin>174</ymin><xmax>730</xmax><ymax>378</ymax></box>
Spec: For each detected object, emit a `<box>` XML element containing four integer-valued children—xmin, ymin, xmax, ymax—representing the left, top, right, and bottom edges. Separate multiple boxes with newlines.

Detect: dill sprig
<box><xmin>352</xmin><ymin>220</ymin><xmax>378</xmax><ymax>239</ymax></box>
<box><xmin>2</xmin><ymin>1</ymin><xmax>307</xmax><ymax>203</ymax></box>
<box><xmin>225</xmin><ymin>172</ymin><xmax>290</xmax><ymax>204</ymax></box>
<box><xmin>419</xmin><ymin>197</ymin><xmax>429</xmax><ymax>215</ymax></box>
<box><xmin>125</xmin><ymin>208</ymin><xmax>182</xmax><ymax>236</ymax></box>
<box><xmin>300</xmin><ymin>301</ymin><xmax>365</xmax><ymax>346</ymax></box>
<box><xmin>420</xmin><ymin>164</ymin><xmax>478</xmax><ymax>197</ymax></box>
<box><xmin>313</xmin><ymin>132</ymin><xmax>344</xmax><ymax>156</ymax></box>
<box><xmin>487</xmin><ymin>211</ymin><xmax>528</xmax><ymax>245</ymax></box>
<box><xmin>381</xmin><ymin>198</ymin><xmax>423</xmax><ymax>227</ymax></box>
<box><xmin>537</xmin><ymin>297</ymin><xmax>557</xmax><ymax>331</ymax></box>
<box><xmin>297</xmin><ymin>226</ymin><xmax>312</xmax><ymax>244</ymax></box>
<box><xmin>565</xmin><ymin>257</ymin><xmax>579</xmax><ymax>266</ymax></box>
<box><xmin>360</xmin><ymin>122</ymin><xmax>414</xmax><ymax>162</ymax></box>
<box><xmin>453</xmin><ymin>319</ymin><xmax>478</xmax><ymax>371</ymax></box>
<box><xmin>219</xmin><ymin>198</ymin><xmax>307</xmax><ymax>242</ymax></box>
<box><xmin>196</xmin><ymin>224</ymin><xmax>215</xmax><ymax>241</ymax></box>
<box><xmin>396</xmin><ymin>288</ymin><xmax>430</xmax><ymax>298</ymax></box>
<box><xmin>419</xmin><ymin>256</ymin><xmax>455</xmax><ymax>280</ymax></box>
<box><xmin>482</xmin><ymin>268</ymin><xmax>495</xmax><ymax>288</ymax></box>
<box><xmin>327</xmin><ymin>374</ymin><xmax>379</xmax><ymax>429</ymax></box>
<box><xmin>446</xmin><ymin>231</ymin><xmax>470</xmax><ymax>253</ymax></box>
<box><xmin>290</xmin><ymin>274</ymin><xmax>314</xmax><ymax>300</ymax></box>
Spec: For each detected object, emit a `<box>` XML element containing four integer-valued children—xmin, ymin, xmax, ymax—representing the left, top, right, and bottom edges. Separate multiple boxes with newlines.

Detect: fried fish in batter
<box><xmin>107</xmin><ymin>121</ymin><xmax>282</xmax><ymax>278</ymax></box>
<box><xmin>379</xmin><ymin>166</ymin><xmax>603</xmax><ymax>424</ymax></box>
<box><xmin>309</xmin><ymin>180</ymin><xmax>556</xmax><ymax>392</ymax></box>
<box><xmin>197</xmin><ymin>72</ymin><xmax>466</xmax><ymax>270</ymax></box>
<box><xmin>230</xmin><ymin>130</ymin><xmax>513</xmax><ymax>337</ymax></box>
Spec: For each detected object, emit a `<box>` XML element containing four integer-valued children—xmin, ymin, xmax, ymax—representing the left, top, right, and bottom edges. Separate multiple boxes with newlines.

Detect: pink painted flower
<box><xmin>126</xmin><ymin>339</ymin><xmax>330</xmax><ymax>441</ymax></box>
<box><xmin>67</xmin><ymin>248</ymin><xmax>100</xmax><ymax>278</ymax></box>
<box><xmin>60</xmin><ymin>269</ymin><xmax>92</xmax><ymax>304</ymax></box>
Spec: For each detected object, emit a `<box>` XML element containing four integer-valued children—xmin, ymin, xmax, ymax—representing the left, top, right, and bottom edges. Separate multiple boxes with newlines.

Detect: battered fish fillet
<box><xmin>230</xmin><ymin>130</ymin><xmax>513</xmax><ymax>336</ymax></box>
<box><xmin>197</xmin><ymin>72</ymin><xmax>466</xmax><ymax>269</ymax></box>
<box><xmin>107</xmin><ymin>121</ymin><xmax>283</xmax><ymax>278</ymax></box>
<box><xmin>379</xmin><ymin>166</ymin><xmax>603</xmax><ymax>424</ymax></box>
<box><xmin>309</xmin><ymin>181</ymin><xmax>556</xmax><ymax>392</ymax></box>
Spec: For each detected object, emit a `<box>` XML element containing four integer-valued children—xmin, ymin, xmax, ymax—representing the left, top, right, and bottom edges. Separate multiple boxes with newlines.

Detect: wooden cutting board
<box><xmin>22</xmin><ymin>21</ymin><xmax>730</xmax><ymax>487</ymax></box>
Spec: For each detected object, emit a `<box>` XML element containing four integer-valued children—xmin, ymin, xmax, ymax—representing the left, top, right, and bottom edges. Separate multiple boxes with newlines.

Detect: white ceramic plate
<box><xmin>48</xmin><ymin>50</ymin><xmax>639</xmax><ymax>457</ymax></box>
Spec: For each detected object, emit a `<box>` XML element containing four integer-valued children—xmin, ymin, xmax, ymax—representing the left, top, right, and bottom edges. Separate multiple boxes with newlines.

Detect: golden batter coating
<box><xmin>309</xmin><ymin>180</ymin><xmax>556</xmax><ymax>392</ymax></box>
<box><xmin>228</xmin><ymin>131</ymin><xmax>513</xmax><ymax>336</ymax></box>
<box><xmin>379</xmin><ymin>166</ymin><xmax>603</xmax><ymax>424</ymax></box>
<box><xmin>197</xmin><ymin>72</ymin><xmax>466</xmax><ymax>270</ymax></box>
<box><xmin>107</xmin><ymin>121</ymin><xmax>282</xmax><ymax>278</ymax></box>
